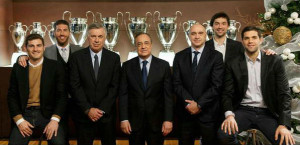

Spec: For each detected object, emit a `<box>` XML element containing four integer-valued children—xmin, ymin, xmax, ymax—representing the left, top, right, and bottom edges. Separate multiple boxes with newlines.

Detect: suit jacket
<box><xmin>222</xmin><ymin>51</ymin><xmax>291</xmax><ymax>127</ymax></box>
<box><xmin>44</xmin><ymin>44</ymin><xmax>82</xmax><ymax>61</ymax></box>
<box><xmin>173</xmin><ymin>42</ymin><xmax>224</xmax><ymax>122</ymax></box>
<box><xmin>7</xmin><ymin>57</ymin><xmax>67</xmax><ymax>120</ymax></box>
<box><xmin>119</xmin><ymin>56</ymin><xmax>173</xmax><ymax>132</ymax></box>
<box><xmin>206</xmin><ymin>38</ymin><xmax>244</xmax><ymax>63</ymax></box>
<box><xmin>69</xmin><ymin>47</ymin><xmax>121</xmax><ymax>123</ymax></box>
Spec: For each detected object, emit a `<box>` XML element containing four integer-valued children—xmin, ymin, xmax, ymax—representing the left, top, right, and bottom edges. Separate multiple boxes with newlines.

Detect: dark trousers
<box><xmin>9</xmin><ymin>107</ymin><xmax>66</xmax><ymax>145</ymax></box>
<box><xmin>76</xmin><ymin>119</ymin><xmax>116</xmax><ymax>145</ymax></box>
<box><xmin>178</xmin><ymin>118</ymin><xmax>217</xmax><ymax>145</ymax></box>
<box><xmin>217</xmin><ymin>106</ymin><xmax>284</xmax><ymax>145</ymax></box>
<box><xmin>129</xmin><ymin>122</ymin><xmax>164</xmax><ymax>145</ymax></box>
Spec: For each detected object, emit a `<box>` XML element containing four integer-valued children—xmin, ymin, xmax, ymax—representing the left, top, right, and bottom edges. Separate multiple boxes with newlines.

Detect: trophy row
<box><xmin>9</xmin><ymin>11</ymin><xmax>241</xmax><ymax>65</ymax></box>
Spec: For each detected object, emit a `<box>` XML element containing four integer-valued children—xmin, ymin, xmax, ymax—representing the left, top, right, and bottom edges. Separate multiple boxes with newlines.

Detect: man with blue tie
<box><xmin>119</xmin><ymin>32</ymin><xmax>173</xmax><ymax>145</ymax></box>
<box><xmin>173</xmin><ymin>23</ymin><xmax>224</xmax><ymax>145</ymax></box>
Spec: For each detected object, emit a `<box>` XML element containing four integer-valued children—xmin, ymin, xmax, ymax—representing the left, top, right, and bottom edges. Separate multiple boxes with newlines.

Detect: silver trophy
<box><xmin>96</xmin><ymin>12</ymin><xmax>123</xmax><ymax>54</ymax></box>
<box><xmin>63</xmin><ymin>11</ymin><xmax>95</xmax><ymax>46</ymax></box>
<box><xmin>9</xmin><ymin>22</ymin><xmax>28</xmax><ymax>65</ymax></box>
<box><xmin>227</xmin><ymin>20</ymin><xmax>241</xmax><ymax>40</ymax></box>
<box><xmin>124</xmin><ymin>12</ymin><xmax>152</xmax><ymax>60</ymax></box>
<box><xmin>28</xmin><ymin>22</ymin><xmax>47</xmax><ymax>38</ymax></box>
<box><xmin>153</xmin><ymin>11</ymin><xmax>182</xmax><ymax>66</ymax></box>
<box><xmin>183</xmin><ymin>20</ymin><xmax>197</xmax><ymax>46</ymax></box>
<box><xmin>47</xmin><ymin>22</ymin><xmax>57</xmax><ymax>44</ymax></box>
<box><xmin>202</xmin><ymin>20</ymin><xmax>214</xmax><ymax>41</ymax></box>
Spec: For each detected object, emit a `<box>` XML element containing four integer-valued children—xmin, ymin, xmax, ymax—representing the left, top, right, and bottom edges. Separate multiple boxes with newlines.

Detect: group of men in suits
<box><xmin>7</xmin><ymin>11</ymin><xmax>295</xmax><ymax>145</ymax></box>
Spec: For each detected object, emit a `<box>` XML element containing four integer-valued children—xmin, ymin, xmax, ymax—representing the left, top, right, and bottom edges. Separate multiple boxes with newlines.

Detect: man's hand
<box><xmin>87</xmin><ymin>108</ymin><xmax>103</xmax><ymax>122</ymax></box>
<box><xmin>43</xmin><ymin>120</ymin><xmax>59</xmax><ymax>140</ymax></box>
<box><xmin>264</xmin><ymin>49</ymin><xmax>276</xmax><ymax>55</ymax></box>
<box><xmin>185</xmin><ymin>100</ymin><xmax>201</xmax><ymax>115</ymax></box>
<box><xmin>221</xmin><ymin>115</ymin><xmax>238</xmax><ymax>135</ymax></box>
<box><xmin>17</xmin><ymin>120</ymin><xmax>34</xmax><ymax>137</ymax></box>
<box><xmin>18</xmin><ymin>55</ymin><xmax>29</xmax><ymax>68</ymax></box>
<box><xmin>275</xmin><ymin>125</ymin><xmax>295</xmax><ymax>145</ymax></box>
<box><xmin>120</xmin><ymin>120</ymin><xmax>132</xmax><ymax>135</ymax></box>
<box><xmin>162</xmin><ymin>121</ymin><xmax>173</xmax><ymax>136</ymax></box>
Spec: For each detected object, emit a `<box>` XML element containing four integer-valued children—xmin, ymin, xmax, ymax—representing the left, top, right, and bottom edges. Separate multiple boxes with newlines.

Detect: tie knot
<box><xmin>94</xmin><ymin>54</ymin><xmax>98</xmax><ymax>59</ymax></box>
<box><xmin>193</xmin><ymin>51</ymin><xmax>200</xmax><ymax>56</ymax></box>
<box><xmin>142</xmin><ymin>60</ymin><xmax>148</xmax><ymax>66</ymax></box>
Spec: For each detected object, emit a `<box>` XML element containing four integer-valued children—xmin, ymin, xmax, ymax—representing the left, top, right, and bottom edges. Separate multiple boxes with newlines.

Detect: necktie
<box><xmin>142</xmin><ymin>60</ymin><xmax>148</xmax><ymax>90</ymax></box>
<box><xmin>94</xmin><ymin>54</ymin><xmax>99</xmax><ymax>79</ymax></box>
<box><xmin>61</xmin><ymin>48</ymin><xmax>68</xmax><ymax>62</ymax></box>
<box><xmin>192</xmin><ymin>51</ymin><xmax>200</xmax><ymax>73</ymax></box>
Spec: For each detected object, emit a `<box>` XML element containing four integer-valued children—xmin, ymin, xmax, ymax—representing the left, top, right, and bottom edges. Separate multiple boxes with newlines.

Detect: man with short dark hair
<box><xmin>69</xmin><ymin>23</ymin><xmax>121</xmax><ymax>145</ymax></box>
<box><xmin>7</xmin><ymin>34</ymin><xmax>67</xmax><ymax>145</ymax></box>
<box><xmin>218</xmin><ymin>26</ymin><xmax>295</xmax><ymax>145</ymax></box>
<box><xmin>119</xmin><ymin>32</ymin><xmax>173</xmax><ymax>145</ymax></box>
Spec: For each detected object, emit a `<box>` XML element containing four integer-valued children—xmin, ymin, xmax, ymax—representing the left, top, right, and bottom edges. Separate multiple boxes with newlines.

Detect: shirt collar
<box><xmin>213</xmin><ymin>37</ymin><xmax>227</xmax><ymax>46</ymax></box>
<box><xmin>89</xmin><ymin>47</ymin><xmax>103</xmax><ymax>58</ymax></box>
<box><xmin>28</xmin><ymin>57</ymin><xmax>44</xmax><ymax>67</ymax></box>
<box><xmin>191</xmin><ymin>44</ymin><xmax>205</xmax><ymax>54</ymax></box>
<box><xmin>245</xmin><ymin>51</ymin><xmax>261</xmax><ymax>62</ymax></box>
<box><xmin>139</xmin><ymin>55</ymin><xmax>152</xmax><ymax>64</ymax></box>
<box><xmin>56</xmin><ymin>43</ymin><xmax>70</xmax><ymax>50</ymax></box>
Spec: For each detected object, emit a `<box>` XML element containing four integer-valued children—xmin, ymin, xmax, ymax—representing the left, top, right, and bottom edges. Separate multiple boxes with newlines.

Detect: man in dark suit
<box><xmin>173</xmin><ymin>23</ymin><xmax>224</xmax><ymax>145</ymax></box>
<box><xmin>69</xmin><ymin>23</ymin><xmax>121</xmax><ymax>145</ymax></box>
<box><xmin>217</xmin><ymin>26</ymin><xmax>295</xmax><ymax>145</ymax></box>
<box><xmin>119</xmin><ymin>32</ymin><xmax>173</xmax><ymax>145</ymax></box>
<box><xmin>7</xmin><ymin>34</ymin><xmax>67</xmax><ymax>145</ymax></box>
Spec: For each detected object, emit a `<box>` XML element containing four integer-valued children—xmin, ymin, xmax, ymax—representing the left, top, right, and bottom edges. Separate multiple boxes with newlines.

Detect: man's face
<box><xmin>88</xmin><ymin>28</ymin><xmax>106</xmax><ymax>53</ymax></box>
<box><xmin>212</xmin><ymin>17</ymin><xmax>229</xmax><ymax>38</ymax></box>
<box><xmin>135</xmin><ymin>34</ymin><xmax>152</xmax><ymax>59</ymax></box>
<box><xmin>54</xmin><ymin>24</ymin><xmax>70</xmax><ymax>46</ymax></box>
<box><xmin>189</xmin><ymin>24</ymin><xmax>206</xmax><ymax>49</ymax></box>
<box><xmin>242</xmin><ymin>30</ymin><xmax>263</xmax><ymax>54</ymax></box>
<box><xmin>26</xmin><ymin>39</ymin><xmax>45</xmax><ymax>61</ymax></box>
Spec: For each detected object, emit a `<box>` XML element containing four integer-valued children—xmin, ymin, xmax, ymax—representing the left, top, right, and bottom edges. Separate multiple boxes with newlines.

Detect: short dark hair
<box><xmin>25</xmin><ymin>34</ymin><xmax>44</xmax><ymax>47</ymax></box>
<box><xmin>54</xmin><ymin>19</ymin><xmax>70</xmax><ymax>31</ymax></box>
<box><xmin>210</xmin><ymin>12</ymin><xmax>230</xmax><ymax>27</ymax></box>
<box><xmin>241</xmin><ymin>26</ymin><xmax>262</xmax><ymax>39</ymax></box>
<box><xmin>134</xmin><ymin>32</ymin><xmax>152</xmax><ymax>45</ymax></box>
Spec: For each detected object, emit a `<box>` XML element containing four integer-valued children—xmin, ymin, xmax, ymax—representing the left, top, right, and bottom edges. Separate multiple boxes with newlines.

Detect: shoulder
<box><xmin>70</xmin><ymin>44</ymin><xmax>82</xmax><ymax>52</ymax></box>
<box><xmin>152</xmin><ymin>56</ymin><xmax>170</xmax><ymax>67</ymax></box>
<box><xmin>102</xmin><ymin>48</ymin><xmax>120</xmax><ymax>59</ymax></box>
<box><xmin>175</xmin><ymin>47</ymin><xmax>190</xmax><ymax>57</ymax></box>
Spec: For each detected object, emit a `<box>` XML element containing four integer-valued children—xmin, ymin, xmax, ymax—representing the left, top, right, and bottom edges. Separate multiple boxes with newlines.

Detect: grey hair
<box><xmin>87</xmin><ymin>23</ymin><xmax>107</xmax><ymax>37</ymax></box>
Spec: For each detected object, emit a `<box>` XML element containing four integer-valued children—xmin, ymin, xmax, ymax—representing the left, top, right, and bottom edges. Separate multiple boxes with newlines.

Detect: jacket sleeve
<box><xmin>163</xmin><ymin>62</ymin><xmax>174</xmax><ymax>121</ymax></box>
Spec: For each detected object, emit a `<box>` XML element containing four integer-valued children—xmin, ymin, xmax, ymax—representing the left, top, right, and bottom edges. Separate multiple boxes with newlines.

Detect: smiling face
<box><xmin>212</xmin><ymin>17</ymin><xmax>229</xmax><ymax>38</ymax></box>
<box><xmin>54</xmin><ymin>24</ymin><xmax>70</xmax><ymax>47</ymax></box>
<box><xmin>135</xmin><ymin>34</ymin><xmax>152</xmax><ymax>60</ymax></box>
<box><xmin>87</xmin><ymin>28</ymin><xmax>106</xmax><ymax>53</ymax></box>
<box><xmin>26</xmin><ymin>38</ymin><xmax>45</xmax><ymax>63</ymax></box>
<box><xmin>242</xmin><ymin>30</ymin><xmax>263</xmax><ymax>54</ymax></box>
<box><xmin>189</xmin><ymin>24</ymin><xmax>206</xmax><ymax>50</ymax></box>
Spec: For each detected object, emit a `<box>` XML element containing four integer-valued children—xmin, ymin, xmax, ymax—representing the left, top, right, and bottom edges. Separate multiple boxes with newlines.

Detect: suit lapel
<box><xmin>239</xmin><ymin>55</ymin><xmax>248</xmax><ymax>94</ymax></box>
<box><xmin>146</xmin><ymin>56</ymin><xmax>158</xmax><ymax>90</ymax></box>
<box><xmin>84</xmin><ymin>48</ymin><xmax>97</xmax><ymax>84</ymax></box>
<box><xmin>260</xmin><ymin>51</ymin><xmax>268</xmax><ymax>96</ymax></box>
<box><xmin>19</xmin><ymin>65</ymin><xmax>30</xmax><ymax>106</ymax></box>
<box><xmin>96</xmin><ymin>49</ymin><xmax>108</xmax><ymax>83</ymax></box>
<box><xmin>194</xmin><ymin>46</ymin><xmax>210</xmax><ymax>80</ymax></box>
<box><xmin>132</xmin><ymin>57</ymin><xmax>144</xmax><ymax>90</ymax></box>
<box><xmin>225</xmin><ymin>39</ymin><xmax>233</xmax><ymax>62</ymax></box>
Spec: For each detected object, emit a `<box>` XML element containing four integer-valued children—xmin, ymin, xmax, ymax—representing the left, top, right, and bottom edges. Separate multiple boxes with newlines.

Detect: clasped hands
<box><xmin>185</xmin><ymin>100</ymin><xmax>201</xmax><ymax>115</ymax></box>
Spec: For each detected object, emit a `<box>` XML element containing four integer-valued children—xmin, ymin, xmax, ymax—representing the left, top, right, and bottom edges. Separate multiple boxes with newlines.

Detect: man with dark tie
<box><xmin>69</xmin><ymin>23</ymin><xmax>121</xmax><ymax>145</ymax></box>
<box><xmin>218</xmin><ymin>26</ymin><xmax>295</xmax><ymax>145</ymax></box>
<box><xmin>7</xmin><ymin>34</ymin><xmax>67</xmax><ymax>145</ymax></box>
<box><xmin>119</xmin><ymin>32</ymin><xmax>173</xmax><ymax>145</ymax></box>
<box><xmin>173</xmin><ymin>23</ymin><xmax>224</xmax><ymax>145</ymax></box>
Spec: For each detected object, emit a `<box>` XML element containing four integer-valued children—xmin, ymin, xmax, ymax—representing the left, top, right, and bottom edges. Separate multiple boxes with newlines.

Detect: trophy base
<box><xmin>158</xmin><ymin>51</ymin><xmax>175</xmax><ymax>67</ymax></box>
<box><xmin>10</xmin><ymin>51</ymin><xmax>27</xmax><ymax>66</ymax></box>
<box><xmin>127</xmin><ymin>51</ymin><xmax>138</xmax><ymax>60</ymax></box>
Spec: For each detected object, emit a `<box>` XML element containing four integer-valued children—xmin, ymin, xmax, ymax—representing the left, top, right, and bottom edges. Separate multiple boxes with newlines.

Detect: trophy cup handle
<box><xmin>22</xmin><ymin>25</ymin><xmax>28</xmax><ymax>34</ymax></box>
<box><xmin>63</xmin><ymin>11</ymin><xmax>71</xmax><ymax>21</ymax></box>
<box><xmin>236</xmin><ymin>21</ymin><xmax>241</xmax><ymax>31</ymax></box>
<box><xmin>182</xmin><ymin>22</ymin><xmax>188</xmax><ymax>32</ymax></box>
<box><xmin>96</xmin><ymin>12</ymin><xmax>103</xmax><ymax>23</ymax></box>
<box><xmin>175</xmin><ymin>11</ymin><xmax>182</xmax><ymax>21</ymax></box>
<box><xmin>47</xmin><ymin>24</ymin><xmax>52</xmax><ymax>32</ymax></box>
<box><xmin>125</xmin><ymin>12</ymin><xmax>131</xmax><ymax>21</ymax></box>
<box><xmin>86</xmin><ymin>11</ymin><xmax>96</xmax><ymax>23</ymax></box>
<box><xmin>28</xmin><ymin>25</ymin><xmax>33</xmax><ymax>33</ymax></box>
<box><xmin>153</xmin><ymin>11</ymin><xmax>160</xmax><ymax>22</ymax></box>
<box><xmin>42</xmin><ymin>25</ymin><xmax>48</xmax><ymax>34</ymax></box>
<box><xmin>145</xmin><ymin>12</ymin><xmax>152</xmax><ymax>21</ymax></box>
<box><xmin>9</xmin><ymin>25</ymin><xmax>14</xmax><ymax>32</ymax></box>
<box><xmin>117</xmin><ymin>12</ymin><xmax>123</xmax><ymax>26</ymax></box>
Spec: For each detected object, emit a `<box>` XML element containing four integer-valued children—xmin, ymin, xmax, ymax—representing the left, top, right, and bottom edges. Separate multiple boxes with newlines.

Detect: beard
<box><xmin>56</xmin><ymin>36</ymin><xmax>69</xmax><ymax>47</ymax></box>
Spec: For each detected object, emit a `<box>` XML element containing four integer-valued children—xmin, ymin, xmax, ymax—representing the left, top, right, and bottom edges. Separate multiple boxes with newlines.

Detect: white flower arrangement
<box><xmin>281</xmin><ymin>48</ymin><xmax>296</xmax><ymax>60</ymax></box>
<box><xmin>292</xmin><ymin>82</ymin><xmax>300</xmax><ymax>93</ymax></box>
